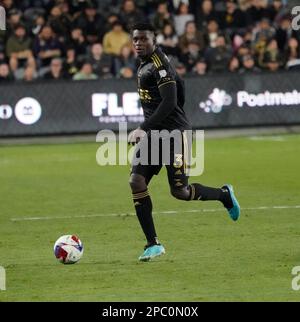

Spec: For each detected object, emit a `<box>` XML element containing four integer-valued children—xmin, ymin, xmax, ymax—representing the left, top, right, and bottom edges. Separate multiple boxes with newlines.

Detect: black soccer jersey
<box><xmin>137</xmin><ymin>47</ymin><xmax>191</xmax><ymax>131</ymax></box>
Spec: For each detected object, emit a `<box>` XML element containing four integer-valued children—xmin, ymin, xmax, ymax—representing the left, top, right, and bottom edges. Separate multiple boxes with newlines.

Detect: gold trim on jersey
<box><xmin>158</xmin><ymin>80</ymin><xmax>176</xmax><ymax>88</ymax></box>
<box><xmin>151</xmin><ymin>53</ymin><xmax>162</xmax><ymax>68</ymax></box>
<box><xmin>138</xmin><ymin>88</ymin><xmax>152</xmax><ymax>101</ymax></box>
<box><xmin>151</xmin><ymin>56</ymin><xmax>160</xmax><ymax>68</ymax></box>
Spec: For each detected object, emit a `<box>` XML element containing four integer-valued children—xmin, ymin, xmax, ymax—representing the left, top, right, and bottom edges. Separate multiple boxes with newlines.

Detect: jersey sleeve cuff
<box><xmin>139</xmin><ymin>123</ymin><xmax>149</xmax><ymax>131</ymax></box>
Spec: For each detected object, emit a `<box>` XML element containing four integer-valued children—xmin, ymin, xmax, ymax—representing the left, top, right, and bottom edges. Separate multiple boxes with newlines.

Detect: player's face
<box><xmin>132</xmin><ymin>30</ymin><xmax>155</xmax><ymax>59</ymax></box>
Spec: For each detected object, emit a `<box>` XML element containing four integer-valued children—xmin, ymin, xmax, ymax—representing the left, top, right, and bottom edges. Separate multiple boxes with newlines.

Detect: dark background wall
<box><xmin>1</xmin><ymin>71</ymin><xmax>300</xmax><ymax>137</ymax></box>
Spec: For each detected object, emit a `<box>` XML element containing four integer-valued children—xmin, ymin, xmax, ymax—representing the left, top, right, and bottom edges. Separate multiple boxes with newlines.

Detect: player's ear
<box><xmin>152</xmin><ymin>32</ymin><xmax>156</xmax><ymax>45</ymax></box>
<box><xmin>153</xmin><ymin>36</ymin><xmax>156</xmax><ymax>45</ymax></box>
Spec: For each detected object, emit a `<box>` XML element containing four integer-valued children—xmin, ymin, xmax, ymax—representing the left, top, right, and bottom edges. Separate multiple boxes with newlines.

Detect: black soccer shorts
<box><xmin>130</xmin><ymin>131</ymin><xmax>189</xmax><ymax>188</ymax></box>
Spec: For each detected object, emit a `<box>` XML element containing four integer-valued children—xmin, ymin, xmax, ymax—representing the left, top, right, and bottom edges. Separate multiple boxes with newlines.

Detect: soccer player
<box><xmin>129</xmin><ymin>23</ymin><xmax>240</xmax><ymax>262</ymax></box>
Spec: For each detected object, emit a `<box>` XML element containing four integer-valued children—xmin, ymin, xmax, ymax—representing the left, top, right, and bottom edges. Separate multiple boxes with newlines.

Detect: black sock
<box><xmin>189</xmin><ymin>183</ymin><xmax>233</xmax><ymax>209</ymax></box>
<box><xmin>133</xmin><ymin>189</ymin><xmax>158</xmax><ymax>245</ymax></box>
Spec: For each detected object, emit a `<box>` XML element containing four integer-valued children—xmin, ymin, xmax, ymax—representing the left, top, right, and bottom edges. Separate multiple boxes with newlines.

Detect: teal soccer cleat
<box><xmin>223</xmin><ymin>184</ymin><xmax>240</xmax><ymax>221</ymax></box>
<box><xmin>138</xmin><ymin>244</ymin><xmax>165</xmax><ymax>262</ymax></box>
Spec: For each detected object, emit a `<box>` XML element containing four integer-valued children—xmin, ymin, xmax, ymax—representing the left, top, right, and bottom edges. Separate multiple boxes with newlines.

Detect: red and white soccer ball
<box><xmin>54</xmin><ymin>235</ymin><xmax>84</xmax><ymax>264</ymax></box>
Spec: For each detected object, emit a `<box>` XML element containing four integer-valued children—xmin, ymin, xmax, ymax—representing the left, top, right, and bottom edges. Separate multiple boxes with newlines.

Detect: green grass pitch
<box><xmin>0</xmin><ymin>134</ymin><xmax>300</xmax><ymax>301</ymax></box>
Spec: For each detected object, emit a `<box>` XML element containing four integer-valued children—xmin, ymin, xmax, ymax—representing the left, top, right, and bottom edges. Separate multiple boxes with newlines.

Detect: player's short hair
<box><xmin>131</xmin><ymin>22</ymin><xmax>156</xmax><ymax>35</ymax></box>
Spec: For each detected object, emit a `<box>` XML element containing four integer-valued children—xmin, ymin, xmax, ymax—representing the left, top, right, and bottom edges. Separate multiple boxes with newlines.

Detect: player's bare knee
<box><xmin>170</xmin><ymin>187</ymin><xmax>190</xmax><ymax>200</ymax></box>
<box><xmin>129</xmin><ymin>173</ymin><xmax>147</xmax><ymax>193</ymax></box>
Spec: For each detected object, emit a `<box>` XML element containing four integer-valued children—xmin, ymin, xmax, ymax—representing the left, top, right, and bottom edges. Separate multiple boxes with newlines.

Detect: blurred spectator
<box><xmin>73</xmin><ymin>62</ymin><xmax>98</xmax><ymax>80</ymax></box>
<box><xmin>285</xmin><ymin>38</ymin><xmax>300</xmax><ymax>70</ymax></box>
<box><xmin>68</xmin><ymin>0</ymin><xmax>98</xmax><ymax>14</ymax></box>
<box><xmin>63</xmin><ymin>46</ymin><xmax>79</xmax><ymax>78</ymax></box>
<box><xmin>68</xmin><ymin>27</ymin><xmax>88</xmax><ymax>61</ymax></box>
<box><xmin>113</xmin><ymin>44</ymin><xmax>137</xmax><ymax>78</ymax></box>
<box><xmin>19</xmin><ymin>0</ymin><xmax>52</xmax><ymax>16</ymax></box>
<box><xmin>74</xmin><ymin>3</ymin><xmax>105</xmax><ymax>44</ymax></box>
<box><xmin>267</xmin><ymin>0</ymin><xmax>287</xmax><ymax>24</ymax></box>
<box><xmin>253</xmin><ymin>18</ymin><xmax>275</xmax><ymax>45</ymax></box>
<box><xmin>61</xmin><ymin>0</ymin><xmax>74</xmax><ymax>19</ymax></box>
<box><xmin>171</xmin><ymin>0</ymin><xmax>190</xmax><ymax>11</ymax></box>
<box><xmin>104</xmin><ymin>13</ymin><xmax>121</xmax><ymax>34</ymax></box>
<box><xmin>275</xmin><ymin>16</ymin><xmax>298</xmax><ymax>52</ymax></box>
<box><xmin>88</xmin><ymin>43</ymin><xmax>113</xmax><ymax>78</ymax></box>
<box><xmin>205</xmin><ymin>34</ymin><xmax>232</xmax><ymax>72</ymax></box>
<box><xmin>0</xmin><ymin>63</ymin><xmax>14</xmax><ymax>82</ymax></box>
<box><xmin>151</xmin><ymin>1</ymin><xmax>173</xmax><ymax>32</ymax></box>
<box><xmin>253</xmin><ymin>18</ymin><xmax>275</xmax><ymax>60</ymax></box>
<box><xmin>204</xmin><ymin>19</ymin><xmax>220</xmax><ymax>48</ymax></box>
<box><xmin>174</xmin><ymin>2</ymin><xmax>195</xmax><ymax>36</ymax></box>
<box><xmin>120</xmin><ymin>0</ymin><xmax>146</xmax><ymax>31</ymax></box>
<box><xmin>31</xmin><ymin>15</ymin><xmax>46</xmax><ymax>37</ymax></box>
<box><xmin>238</xmin><ymin>0</ymin><xmax>252</xmax><ymax>11</ymax></box>
<box><xmin>1</xmin><ymin>0</ymin><xmax>14</xmax><ymax>11</ymax></box>
<box><xmin>33</xmin><ymin>25</ymin><xmax>63</xmax><ymax>68</ymax></box>
<box><xmin>195</xmin><ymin>0</ymin><xmax>219</xmax><ymax>31</ymax></box>
<box><xmin>180</xmin><ymin>40</ymin><xmax>204</xmax><ymax>71</ymax></box>
<box><xmin>178</xmin><ymin>21</ymin><xmax>204</xmax><ymax>54</ymax></box>
<box><xmin>239</xmin><ymin>54</ymin><xmax>261</xmax><ymax>73</ymax></box>
<box><xmin>6</xmin><ymin>24</ymin><xmax>36</xmax><ymax>73</ymax></box>
<box><xmin>246</xmin><ymin>0</ymin><xmax>269</xmax><ymax>25</ymax></box>
<box><xmin>174</xmin><ymin>61</ymin><xmax>187</xmax><ymax>77</ymax></box>
<box><xmin>262</xmin><ymin>38</ymin><xmax>282</xmax><ymax>71</ymax></box>
<box><xmin>102</xmin><ymin>21</ymin><xmax>131</xmax><ymax>56</ymax></box>
<box><xmin>119</xmin><ymin>66</ymin><xmax>134</xmax><ymax>78</ymax></box>
<box><xmin>191</xmin><ymin>58</ymin><xmax>208</xmax><ymax>75</ymax></box>
<box><xmin>48</xmin><ymin>5</ymin><xmax>73</xmax><ymax>41</ymax></box>
<box><xmin>61</xmin><ymin>1</ymin><xmax>75</xmax><ymax>15</ymax></box>
<box><xmin>0</xmin><ymin>0</ymin><xmax>295</xmax><ymax>82</ymax></box>
<box><xmin>232</xmin><ymin>33</ymin><xmax>244</xmax><ymax>52</ymax></box>
<box><xmin>0</xmin><ymin>50</ymin><xmax>6</xmax><ymax>63</ymax></box>
<box><xmin>156</xmin><ymin>23</ymin><xmax>179</xmax><ymax>57</ymax></box>
<box><xmin>228</xmin><ymin>55</ymin><xmax>240</xmax><ymax>72</ymax></box>
<box><xmin>43</xmin><ymin>58</ymin><xmax>67</xmax><ymax>80</ymax></box>
<box><xmin>6</xmin><ymin>9</ymin><xmax>23</xmax><ymax>34</ymax></box>
<box><xmin>222</xmin><ymin>0</ymin><xmax>247</xmax><ymax>32</ymax></box>
<box><xmin>242</xmin><ymin>29</ymin><xmax>254</xmax><ymax>48</ymax></box>
<box><xmin>236</xmin><ymin>44</ymin><xmax>252</xmax><ymax>64</ymax></box>
<box><xmin>23</xmin><ymin>65</ymin><xmax>38</xmax><ymax>82</ymax></box>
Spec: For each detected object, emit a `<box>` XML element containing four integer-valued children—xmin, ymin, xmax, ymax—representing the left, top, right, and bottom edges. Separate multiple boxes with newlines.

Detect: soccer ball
<box><xmin>54</xmin><ymin>235</ymin><xmax>84</xmax><ymax>264</ymax></box>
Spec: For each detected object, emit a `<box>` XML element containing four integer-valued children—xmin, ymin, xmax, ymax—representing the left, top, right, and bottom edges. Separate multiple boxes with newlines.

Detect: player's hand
<box><xmin>128</xmin><ymin>128</ymin><xmax>146</xmax><ymax>145</ymax></box>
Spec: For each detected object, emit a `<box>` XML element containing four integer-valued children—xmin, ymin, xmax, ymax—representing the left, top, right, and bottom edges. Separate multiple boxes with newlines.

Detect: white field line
<box><xmin>10</xmin><ymin>205</ymin><xmax>300</xmax><ymax>222</ymax></box>
<box><xmin>248</xmin><ymin>136</ymin><xmax>285</xmax><ymax>142</ymax></box>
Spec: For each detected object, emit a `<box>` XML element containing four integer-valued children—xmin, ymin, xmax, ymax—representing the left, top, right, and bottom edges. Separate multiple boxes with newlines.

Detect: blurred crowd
<box><xmin>0</xmin><ymin>0</ymin><xmax>300</xmax><ymax>83</ymax></box>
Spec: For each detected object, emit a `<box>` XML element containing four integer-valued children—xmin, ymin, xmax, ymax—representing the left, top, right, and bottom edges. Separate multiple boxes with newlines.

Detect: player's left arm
<box><xmin>139</xmin><ymin>81</ymin><xmax>177</xmax><ymax>131</ymax></box>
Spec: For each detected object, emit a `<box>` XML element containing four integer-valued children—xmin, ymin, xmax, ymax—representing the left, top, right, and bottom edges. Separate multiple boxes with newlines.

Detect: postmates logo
<box><xmin>199</xmin><ymin>88</ymin><xmax>232</xmax><ymax>113</ymax></box>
